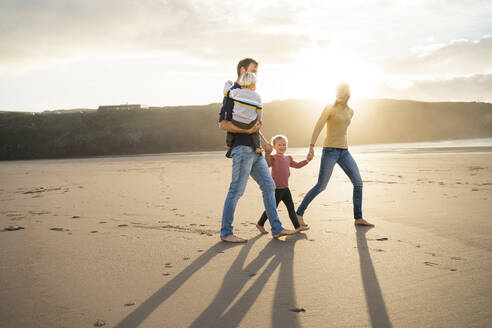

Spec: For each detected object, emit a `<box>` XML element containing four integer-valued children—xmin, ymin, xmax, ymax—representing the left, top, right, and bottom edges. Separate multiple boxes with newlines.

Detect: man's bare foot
<box><xmin>255</xmin><ymin>148</ymin><xmax>263</xmax><ymax>153</ymax></box>
<box><xmin>256</xmin><ymin>224</ymin><xmax>268</xmax><ymax>234</ymax></box>
<box><xmin>354</xmin><ymin>218</ymin><xmax>375</xmax><ymax>227</ymax></box>
<box><xmin>273</xmin><ymin>229</ymin><xmax>296</xmax><ymax>239</ymax></box>
<box><xmin>220</xmin><ymin>235</ymin><xmax>248</xmax><ymax>243</ymax></box>
<box><xmin>297</xmin><ymin>214</ymin><xmax>308</xmax><ymax>227</ymax></box>
<box><xmin>295</xmin><ymin>225</ymin><xmax>310</xmax><ymax>233</ymax></box>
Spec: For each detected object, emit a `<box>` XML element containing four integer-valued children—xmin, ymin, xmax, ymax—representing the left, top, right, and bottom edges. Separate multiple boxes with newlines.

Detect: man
<box><xmin>219</xmin><ymin>58</ymin><xmax>296</xmax><ymax>243</ymax></box>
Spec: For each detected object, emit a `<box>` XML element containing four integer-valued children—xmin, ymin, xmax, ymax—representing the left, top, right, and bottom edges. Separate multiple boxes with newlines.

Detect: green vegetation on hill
<box><xmin>1</xmin><ymin>99</ymin><xmax>491</xmax><ymax>160</ymax></box>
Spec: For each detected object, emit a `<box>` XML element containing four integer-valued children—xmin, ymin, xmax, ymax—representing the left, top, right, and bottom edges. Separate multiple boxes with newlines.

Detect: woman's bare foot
<box><xmin>273</xmin><ymin>229</ymin><xmax>296</xmax><ymax>239</ymax></box>
<box><xmin>256</xmin><ymin>224</ymin><xmax>268</xmax><ymax>234</ymax></box>
<box><xmin>220</xmin><ymin>235</ymin><xmax>248</xmax><ymax>243</ymax></box>
<box><xmin>297</xmin><ymin>214</ymin><xmax>308</xmax><ymax>227</ymax></box>
<box><xmin>255</xmin><ymin>148</ymin><xmax>263</xmax><ymax>153</ymax></box>
<box><xmin>354</xmin><ymin>218</ymin><xmax>375</xmax><ymax>227</ymax></box>
<box><xmin>295</xmin><ymin>225</ymin><xmax>310</xmax><ymax>233</ymax></box>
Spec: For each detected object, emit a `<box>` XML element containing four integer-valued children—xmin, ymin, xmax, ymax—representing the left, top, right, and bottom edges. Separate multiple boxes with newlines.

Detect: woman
<box><xmin>296</xmin><ymin>83</ymin><xmax>374</xmax><ymax>227</ymax></box>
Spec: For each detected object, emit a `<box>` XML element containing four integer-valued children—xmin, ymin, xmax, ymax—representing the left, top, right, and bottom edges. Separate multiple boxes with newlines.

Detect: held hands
<box><xmin>264</xmin><ymin>143</ymin><xmax>273</xmax><ymax>154</ymax></box>
<box><xmin>306</xmin><ymin>145</ymin><xmax>314</xmax><ymax>161</ymax></box>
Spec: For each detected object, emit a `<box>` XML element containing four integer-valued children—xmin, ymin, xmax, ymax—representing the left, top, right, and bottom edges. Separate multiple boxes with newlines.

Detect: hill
<box><xmin>1</xmin><ymin>99</ymin><xmax>491</xmax><ymax>160</ymax></box>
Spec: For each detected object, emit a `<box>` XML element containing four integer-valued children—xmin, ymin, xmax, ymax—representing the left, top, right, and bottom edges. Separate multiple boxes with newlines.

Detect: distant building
<box><xmin>97</xmin><ymin>104</ymin><xmax>148</xmax><ymax>112</ymax></box>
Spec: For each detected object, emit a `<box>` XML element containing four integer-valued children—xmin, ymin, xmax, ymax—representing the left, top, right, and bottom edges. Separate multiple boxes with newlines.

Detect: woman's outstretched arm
<box><xmin>307</xmin><ymin>105</ymin><xmax>331</xmax><ymax>159</ymax></box>
<box><xmin>310</xmin><ymin>105</ymin><xmax>331</xmax><ymax>146</ymax></box>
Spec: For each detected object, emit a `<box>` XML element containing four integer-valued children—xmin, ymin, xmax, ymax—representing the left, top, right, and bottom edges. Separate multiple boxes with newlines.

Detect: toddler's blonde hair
<box><xmin>271</xmin><ymin>134</ymin><xmax>288</xmax><ymax>145</ymax></box>
<box><xmin>239</xmin><ymin>72</ymin><xmax>257</xmax><ymax>88</ymax></box>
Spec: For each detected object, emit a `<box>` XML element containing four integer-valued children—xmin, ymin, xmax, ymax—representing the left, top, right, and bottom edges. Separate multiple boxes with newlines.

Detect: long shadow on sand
<box><xmin>189</xmin><ymin>233</ymin><xmax>306</xmax><ymax>328</ymax></box>
<box><xmin>356</xmin><ymin>226</ymin><xmax>392</xmax><ymax>328</ymax></box>
<box><xmin>113</xmin><ymin>237</ymin><xmax>250</xmax><ymax>328</ymax></box>
<box><xmin>115</xmin><ymin>233</ymin><xmax>305</xmax><ymax>328</ymax></box>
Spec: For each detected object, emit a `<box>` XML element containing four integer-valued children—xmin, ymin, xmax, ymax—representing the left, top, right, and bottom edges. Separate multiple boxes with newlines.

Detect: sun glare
<box><xmin>290</xmin><ymin>47</ymin><xmax>377</xmax><ymax>102</ymax></box>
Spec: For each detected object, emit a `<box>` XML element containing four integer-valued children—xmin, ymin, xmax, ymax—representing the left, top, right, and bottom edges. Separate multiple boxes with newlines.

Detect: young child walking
<box><xmin>257</xmin><ymin>135</ymin><xmax>311</xmax><ymax>234</ymax></box>
<box><xmin>223</xmin><ymin>72</ymin><xmax>263</xmax><ymax>155</ymax></box>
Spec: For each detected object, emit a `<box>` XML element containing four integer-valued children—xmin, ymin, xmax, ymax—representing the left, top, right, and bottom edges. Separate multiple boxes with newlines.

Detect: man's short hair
<box><xmin>237</xmin><ymin>58</ymin><xmax>258</xmax><ymax>77</ymax></box>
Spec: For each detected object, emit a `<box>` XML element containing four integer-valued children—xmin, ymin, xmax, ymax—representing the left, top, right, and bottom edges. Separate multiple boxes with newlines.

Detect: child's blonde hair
<box><xmin>271</xmin><ymin>134</ymin><xmax>288</xmax><ymax>145</ymax></box>
<box><xmin>239</xmin><ymin>72</ymin><xmax>257</xmax><ymax>88</ymax></box>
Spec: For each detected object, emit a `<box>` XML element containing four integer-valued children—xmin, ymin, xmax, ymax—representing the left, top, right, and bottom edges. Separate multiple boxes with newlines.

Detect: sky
<box><xmin>0</xmin><ymin>0</ymin><xmax>491</xmax><ymax>111</ymax></box>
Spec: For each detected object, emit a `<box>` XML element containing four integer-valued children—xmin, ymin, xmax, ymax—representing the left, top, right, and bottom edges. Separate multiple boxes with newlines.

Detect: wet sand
<box><xmin>1</xmin><ymin>146</ymin><xmax>491</xmax><ymax>327</ymax></box>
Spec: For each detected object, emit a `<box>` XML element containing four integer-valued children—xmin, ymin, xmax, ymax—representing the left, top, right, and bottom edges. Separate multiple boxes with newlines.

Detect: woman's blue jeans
<box><xmin>296</xmin><ymin>147</ymin><xmax>363</xmax><ymax>219</ymax></box>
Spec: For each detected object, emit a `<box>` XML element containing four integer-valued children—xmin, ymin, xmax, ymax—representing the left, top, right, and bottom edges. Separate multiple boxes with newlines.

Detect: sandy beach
<box><xmin>1</xmin><ymin>143</ymin><xmax>491</xmax><ymax>328</ymax></box>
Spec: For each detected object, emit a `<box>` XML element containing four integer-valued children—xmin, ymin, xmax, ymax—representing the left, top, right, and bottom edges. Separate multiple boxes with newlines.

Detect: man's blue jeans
<box><xmin>221</xmin><ymin>146</ymin><xmax>284</xmax><ymax>237</ymax></box>
<box><xmin>296</xmin><ymin>147</ymin><xmax>363</xmax><ymax>219</ymax></box>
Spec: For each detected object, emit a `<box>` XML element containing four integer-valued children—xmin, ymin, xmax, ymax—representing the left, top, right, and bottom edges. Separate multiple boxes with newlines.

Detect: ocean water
<box><xmin>349</xmin><ymin>138</ymin><xmax>492</xmax><ymax>155</ymax></box>
<box><xmin>101</xmin><ymin>138</ymin><xmax>492</xmax><ymax>159</ymax></box>
<box><xmin>162</xmin><ymin>138</ymin><xmax>492</xmax><ymax>159</ymax></box>
<box><xmin>3</xmin><ymin>138</ymin><xmax>491</xmax><ymax>164</ymax></box>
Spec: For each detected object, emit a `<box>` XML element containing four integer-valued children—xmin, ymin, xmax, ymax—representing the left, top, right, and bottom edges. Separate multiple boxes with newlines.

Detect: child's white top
<box><xmin>223</xmin><ymin>81</ymin><xmax>263</xmax><ymax>124</ymax></box>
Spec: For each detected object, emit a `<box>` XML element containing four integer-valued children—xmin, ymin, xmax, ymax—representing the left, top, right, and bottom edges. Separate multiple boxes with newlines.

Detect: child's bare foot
<box><xmin>255</xmin><ymin>148</ymin><xmax>263</xmax><ymax>153</ymax></box>
<box><xmin>354</xmin><ymin>218</ymin><xmax>375</xmax><ymax>227</ymax></box>
<box><xmin>256</xmin><ymin>224</ymin><xmax>268</xmax><ymax>234</ymax></box>
<box><xmin>220</xmin><ymin>235</ymin><xmax>248</xmax><ymax>243</ymax></box>
<box><xmin>295</xmin><ymin>225</ymin><xmax>310</xmax><ymax>233</ymax></box>
<box><xmin>297</xmin><ymin>214</ymin><xmax>308</xmax><ymax>227</ymax></box>
<box><xmin>273</xmin><ymin>229</ymin><xmax>296</xmax><ymax>239</ymax></box>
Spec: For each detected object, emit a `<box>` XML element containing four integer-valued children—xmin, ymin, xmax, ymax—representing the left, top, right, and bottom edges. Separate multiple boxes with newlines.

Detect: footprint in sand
<box><xmin>289</xmin><ymin>308</ymin><xmax>306</xmax><ymax>313</ymax></box>
<box><xmin>3</xmin><ymin>226</ymin><xmax>24</xmax><ymax>231</ymax></box>
<box><xmin>72</xmin><ymin>215</ymin><xmax>80</xmax><ymax>219</ymax></box>
<box><xmin>375</xmin><ymin>237</ymin><xmax>388</xmax><ymax>241</ymax></box>
<box><xmin>90</xmin><ymin>231</ymin><xmax>98</xmax><ymax>233</ymax></box>
<box><xmin>124</xmin><ymin>301</ymin><xmax>136</xmax><ymax>307</ymax></box>
<box><xmin>93</xmin><ymin>319</ymin><xmax>105</xmax><ymax>327</ymax></box>
<box><xmin>451</xmin><ymin>256</ymin><xmax>464</xmax><ymax>261</ymax></box>
<box><xmin>163</xmin><ymin>273</ymin><xmax>171</xmax><ymax>276</ymax></box>
<box><xmin>50</xmin><ymin>227</ymin><xmax>65</xmax><ymax>231</ymax></box>
<box><xmin>183</xmin><ymin>257</ymin><xmax>190</xmax><ymax>260</ymax></box>
<box><xmin>118</xmin><ymin>224</ymin><xmax>128</xmax><ymax>227</ymax></box>
<box><xmin>424</xmin><ymin>261</ymin><xmax>438</xmax><ymax>266</ymax></box>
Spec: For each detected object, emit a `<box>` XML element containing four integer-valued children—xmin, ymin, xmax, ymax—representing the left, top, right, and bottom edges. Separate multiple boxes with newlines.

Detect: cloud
<box><xmin>375</xmin><ymin>73</ymin><xmax>492</xmax><ymax>102</ymax></box>
<box><xmin>381</xmin><ymin>36</ymin><xmax>492</xmax><ymax>75</ymax></box>
<box><xmin>0</xmin><ymin>0</ymin><xmax>312</xmax><ymax>66</ymax></box>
